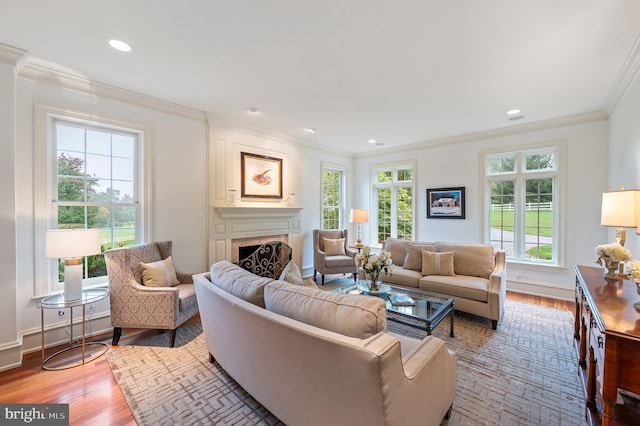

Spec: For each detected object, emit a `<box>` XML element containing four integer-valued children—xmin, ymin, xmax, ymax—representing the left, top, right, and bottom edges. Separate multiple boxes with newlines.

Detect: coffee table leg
<box><xmin>449</xmin><ymin>308</ymin><xmax>455</xmax><ymax>337</ymax></box>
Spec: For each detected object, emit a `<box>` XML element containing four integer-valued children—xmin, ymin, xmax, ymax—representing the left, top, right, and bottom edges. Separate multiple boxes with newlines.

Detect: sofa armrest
<box><xmin>489</xmin><ymin>250</ymin><xmax>506</xmax><ymax>294</ymax></box>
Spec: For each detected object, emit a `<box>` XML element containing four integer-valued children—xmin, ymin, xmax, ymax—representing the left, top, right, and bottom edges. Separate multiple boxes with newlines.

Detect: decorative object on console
<box><xmin>45</xmin><ymin>228</ymin><xmax>101</xmax><ymax>301</ymax></box>
<box><xmin>227</xmin><ymin>189</ymin><xmax>237</xmax><ymax>206</ymax></box>
<box><xmin>600</xmin><ymin>187</ymin><xmax>639</xmax><ymax>246</ymax></box>
<box><xmin>241</xmin><ymin>152</ymin><xmax>283</xmax><ymax>199</ymax></box>
<box><xmin>349</xmin><ymin>209</ymin><xmax>368</xmax><ymax>248</ymax></box>
<box><xmin>627</xmin><ymin>260</ymin><xmax>640</xmax><ymax>311</ymax></box>
<box><xmin>426</xmin><ymin>187</ymin><xmax>465</xmax><ymax>219</ymax></box>
<box><xmin>595</xmin><ymin>242</ymin><xmax>632</xmax><ymax>279</ymax></box>
<box><xmin>355</xmin><ymin>245</ymin><xmax>393</xmax><ymax>292</ymax></box>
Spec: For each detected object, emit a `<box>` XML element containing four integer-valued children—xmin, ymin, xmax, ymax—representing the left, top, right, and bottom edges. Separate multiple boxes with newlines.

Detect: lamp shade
<box><xmin>601</xmin><ymin>190</ymin><xmax>639</xmax><ymax>228</ymax></box>
<box><xmin>46</xmin><ymin>229</ymin><xmax>101</xmax><ymax>259</ymax></box>
<box><xmin>349</xmin><ymin>209</ymin><xmax>369</xmax><ymax>224</ymax></box>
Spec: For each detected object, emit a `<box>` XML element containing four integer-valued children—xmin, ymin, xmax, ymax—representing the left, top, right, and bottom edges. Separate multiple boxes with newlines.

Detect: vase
<box><xmin>366</xmin><ymin>271</ymin><xmax>380</xmax><ymax>292</ymax></box>
<box><xmin>604</xmin><ymin>260</ymin><xmax>620</xmax><ymax>280</ymax></box>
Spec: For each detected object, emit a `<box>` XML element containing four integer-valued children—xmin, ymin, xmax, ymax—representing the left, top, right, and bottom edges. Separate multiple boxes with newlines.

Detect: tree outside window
<box><xmin>322</xmin><ymin>167</ymin><xmax>344</xmax><ymax>229</ymax></box>
<box><xmin>373</xmin><ymin>164</ymin><xmax>414</xmax><ymax>244</ymax></box>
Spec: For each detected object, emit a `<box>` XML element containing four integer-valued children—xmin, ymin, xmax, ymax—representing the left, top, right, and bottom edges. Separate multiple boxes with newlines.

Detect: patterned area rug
<box><xmin>106</xmin><ymin>299</ymin><xmax>585</xmax><ymax>425</ymax></box>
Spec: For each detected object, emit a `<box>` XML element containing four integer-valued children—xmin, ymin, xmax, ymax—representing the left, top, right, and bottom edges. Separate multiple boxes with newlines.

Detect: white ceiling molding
<box><xmin>0</xmin><ymin>42</ymin><xmax>27</xmax><ymax>67</ymax></box>
<box><xmin>17</xmin><ymin>56</ymin><xmax>206</xmax><ymax>123</ymax></box>
<box><xmin>602</xmin><ymin>34</ymin><xmax>640</xmax><ymax>114</ymax></box>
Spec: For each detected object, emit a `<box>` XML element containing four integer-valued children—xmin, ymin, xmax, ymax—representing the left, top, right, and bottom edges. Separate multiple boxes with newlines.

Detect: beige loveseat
<box><xmin>376</xmin><ymin>238</ymin><xmax>506</xmax><ymax>330</ymax></box>
<box><xmin>193</xmin><ymin>260</ymin><xmax>456</xmax><ymax>426</ymax></box>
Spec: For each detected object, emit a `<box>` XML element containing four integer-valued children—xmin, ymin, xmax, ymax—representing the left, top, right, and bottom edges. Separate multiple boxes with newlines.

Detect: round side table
<box><xmin>40</xmin><ymin>288</ymin><xmax>109</xmax><ymax>370</ymax></box>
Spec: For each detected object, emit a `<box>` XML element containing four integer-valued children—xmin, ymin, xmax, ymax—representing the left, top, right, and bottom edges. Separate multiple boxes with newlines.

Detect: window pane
<box><xmin>397</xmin><ymin>169</ymin><xmax>412</xmax><ymax>182</ymax></box>
<box><xmin>377</xmin><ymin>188</ymin><xmax>391</xmax><ymax>243</ymax></box>
<box><xmin>86</xmin><ymin>130</ymin><xmax>111</xmax><ymax>155</ymax></box>
<box><xmin>112</xmin><ymin>134</ymin><xmax>135</xmax><ymax>158</ymax></box>
<box><xmin>397</xmin><ymin>187</ymin><xmax>412</xmax><ymax>240</ymax></box>
<box><xmin>377</xmin><ymin>171</ymin><xmax>392</xmax><ymax>183</ymax></box>
<box><xmin>57</xmin><ymin>205</ymin><xmax>86</xmax><ymax>228</ymax></box>
<box><xmin>322</xmin><ymin>169</ymin><xmax>342</xmax><ymax>230</ymax></box>
<box><xmin>56</xmin><ymin>124</ymin><xmax>84</xmax><ymax>152</ymax></box>
<box><xmin>526</xmin><ymin>152</ymin><xmax>554</xmax><ymax>171</ymax></box>
<box><xmin>490</xmin><ymin>180</ymin><xmax>515</xmax><ymax>255</ymax></box>
<box><xmin>489</xmin><ymin>156</ymin><xmax>515</xmax><ymax>174</ymax></box>
<box><xmin>524</xmin><ymin>178</ymin><xmax>553</xmax><ymax>260</ymax></box>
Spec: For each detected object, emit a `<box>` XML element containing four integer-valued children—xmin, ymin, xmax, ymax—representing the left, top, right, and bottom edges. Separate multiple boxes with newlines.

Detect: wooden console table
<box><xmin>574</xmin><ymin>265</ymin><xmax>640</xmax><ymax>425</ymax></box>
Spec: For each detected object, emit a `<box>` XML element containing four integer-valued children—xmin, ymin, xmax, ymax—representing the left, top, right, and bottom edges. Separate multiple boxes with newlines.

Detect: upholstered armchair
<box><xmin>235</xmin><ymin>241</ymin><xmax>292</xmax><ymax>279</ymax></box>
<box><xmin>105</xmin><ymin>241</ymin><xmax>199</xmax><ymax>347</ymax></box>
<box><xmin>313</xmin><ymin>229</ymin><xmax>357</xmax><ymax>285</ymax></box>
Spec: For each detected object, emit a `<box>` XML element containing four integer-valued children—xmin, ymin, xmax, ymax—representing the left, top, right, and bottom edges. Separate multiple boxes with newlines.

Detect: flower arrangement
<box><xmin>595</xmin><ymin>242</ymin><xmax>632</xmax><ymax>264</ymax></box>
<box><xmin>354</xmin><ymin>246</ymin><xmax>393</xmax><ymax>292</ymax></box>
<box><xmin>627</xmin><ymin>260</ymin><xmax>640</xmax><ymax>282</ymax></box>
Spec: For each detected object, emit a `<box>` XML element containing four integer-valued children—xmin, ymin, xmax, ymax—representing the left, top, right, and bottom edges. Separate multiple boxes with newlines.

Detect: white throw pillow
<box><xmin>140</xmin><ymin>256</ymin><xmax>180</xmax><ymax>287</ymax></box>
<box><xmin>323</xmin><ymin>238</ymin><xmax>346</xmax><ymax>256</ymax></box>
<box><xmin>279</xmin><ymin>260</ymin><xmax>304</xmax><ymax>285</ymax></box>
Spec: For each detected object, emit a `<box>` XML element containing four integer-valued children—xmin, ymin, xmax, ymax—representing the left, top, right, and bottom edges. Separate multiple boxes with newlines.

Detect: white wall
<box><xmin>609</xmin><ymin>70</ymin><xmax>640</xmax><ymax>257</ymax></box>
<box><xmin>1</xmin><ymin>66</ymin><xmax>208</xmax><ymax>370</ymax></box>
<box><xmin>353</xmin><ymin>118</ymin><xmax>610</xmax><ymax>300</ymax></box>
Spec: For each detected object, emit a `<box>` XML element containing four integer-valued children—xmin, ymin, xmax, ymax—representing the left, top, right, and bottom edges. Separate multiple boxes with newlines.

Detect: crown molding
<box><xmin>0</xmin><ymin>43</ymin><xmax>28</xmax><ymax>67</ymax></box>
<box><xmin>602</xmin><ymin>34</ymin><xmax>640</xmax><ymax>114</ymax></box>
<box><xmin>355</xmin><ymin>111</ymin><xmax>608</xmax><ymax>159</ymax></box>
<box><xmin>17</xmin><ymin>57</ymin><xmax>206</xmax><ymax>122</ymax></box>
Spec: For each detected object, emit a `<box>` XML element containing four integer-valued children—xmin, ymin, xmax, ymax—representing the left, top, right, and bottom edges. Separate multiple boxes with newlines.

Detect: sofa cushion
<box><xmin>421</xmin><ymin>251</ymin><xmax>455</xmax><ymax>276</ymax></box>
<box><xmin>210</xmin><ymin>260</ymin><xmax>274</xmax><ymax>307</ymax></box>
<box><xmin>140</xmin><ymin>256</ymin><xmax>180</xmax><ymax>287</ymax></box>
<box><xmin>379</xmin><ymin>266</ymin><xmax>421</xmax><ymax>288</ymax></box>
<box><xmin>264</xmin><ymin>281</ymin><xmax>387</xmax><ymax>339</ymax></box>
<box><xmin>419</xmin><ymin>274</ymin><xmax>489</xmax><ymax>302</ymax></box>
<box><xmin>326</xmin><ymin>255</ymin><xmax>356</xmax><ymax>267</ymax></box>
<box><xmin>404</xmin><ymin>243</ymin><xmax>435</xmax><ymax>271</ymax></box>
<box><xmin>323</xmin><ymin>238</ymin><xmax>346</xmax><ymax>256</ymax></box>
<box><xmin>382</xmin><ymin>238</ymin><xmax>408</xmax><ymax>267</ymax></box>
<box><xmin>435</xmin><ymin>243</ymin><xmax>495</xmax><ymax>279</ymax></box>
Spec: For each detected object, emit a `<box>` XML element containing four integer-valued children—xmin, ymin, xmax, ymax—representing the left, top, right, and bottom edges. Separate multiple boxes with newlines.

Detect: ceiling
<box><xmin>1</xmin><ymin>0</ymin><xmax>639</xmax><ymax>154</ymax></box>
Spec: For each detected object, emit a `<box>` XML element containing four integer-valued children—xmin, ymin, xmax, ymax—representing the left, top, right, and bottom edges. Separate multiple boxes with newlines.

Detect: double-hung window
<box><xmin>372</xmin><ymin>163</ymin><xmax>414</xmax><ymax>244</ymax></box>
<box><xmin>485</xmin><ymin>144</ymin><xmax>564</xmax><ymax>265</ymax></box>
<box><xmin>40</xmin><ymin>111</ymin><xmax>145</xmax><ymax>294</ymax></box>
<box><xmin>321</xmin><ymin>164</ymin><xmax>346</xmax><ymax>229</ymax></box>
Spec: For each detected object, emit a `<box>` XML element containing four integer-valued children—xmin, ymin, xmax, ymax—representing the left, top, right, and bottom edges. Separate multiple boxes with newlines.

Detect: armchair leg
<box><xmin>169</xmin><ymin>329</ymin><xmax>177</xmax><ymax>347</ymax></box>
<box><xmin>112</xmin><ymin>327</ymin><xmax>122</xmax><ymax>345</ymax></box>
<box><xmin>314</xmin><ymin>269</ymin><xmax>317</xmax><ymax>281</ymax></box>
<box><xmin>353</xmin><ymin>272</ymin><xmax>357</xmax><ymax>282</ymax></box>
<box><xmin>491</xmin><ymin>320</ymin><xmax>498</xmax><ymax>330</ymax></box>
<box><xmin>209</xmin><ymin>353</ymin><xmax>216</xmax><ymax>363</ymax></box>
<box><xmin>321</xmin><ymin>275</ymin><xmax>325</xmax><ymax>285</ymax></box>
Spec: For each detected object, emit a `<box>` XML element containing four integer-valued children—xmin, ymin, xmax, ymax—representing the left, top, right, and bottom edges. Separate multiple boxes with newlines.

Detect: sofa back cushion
<box><xmin>210</xmin><ymin>260</ymin><xmax>274</xmax><ymax>307</ymax></box>
<box><xmin>264</xmin><ymin>281</ymin><xmax>387</xmax><ymax>339</ymax></box>
<box><xmin>382</xmin><ymin>238</ymin><xmax>409</xmax><ymax>267</ymax></box>
<box><xmin>403</xmin><ymin>243</ymin><xmax>436</xmax><ymax>271</ymax></box>
<box><xmin>435</xmin><ymin>243</ymin><xmax>495</xmax><ymax>278</ymax></box>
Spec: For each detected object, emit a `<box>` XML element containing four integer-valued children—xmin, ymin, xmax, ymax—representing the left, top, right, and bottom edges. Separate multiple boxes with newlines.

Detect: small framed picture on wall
<box><xmin>241</xmin><ymin>152</ymin><xmax>283</xmax><ymax>199</ymax></box>
<box><xmin>426</xmin><ymin>187</ymin><xmax>465</xmax><ymax>219</ymax></box>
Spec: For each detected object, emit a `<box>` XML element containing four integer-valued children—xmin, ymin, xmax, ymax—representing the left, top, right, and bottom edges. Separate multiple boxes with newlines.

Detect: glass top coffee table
<box><xmin>333</xmin><ymin>282</ymin><xmax>455</xmax><ymax>337</ymax></box>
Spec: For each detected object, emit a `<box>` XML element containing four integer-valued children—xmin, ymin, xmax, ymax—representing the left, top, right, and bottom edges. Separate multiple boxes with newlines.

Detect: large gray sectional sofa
<box><xmin>375</xmin><ymin>238</ymin><xmax>506</xmax><ymax>329</ymax></box>
<box><xmin>193</xmin><ymin>260</ymin><xmax>456</xmax><ymax>426</ymax></box>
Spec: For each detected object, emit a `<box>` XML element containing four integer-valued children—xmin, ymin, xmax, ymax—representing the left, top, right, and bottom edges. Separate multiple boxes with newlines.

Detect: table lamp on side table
<box><xmin>601</xmin><ymin>188</ymin><xmax>639</xmax><ymax>275</ymax></box>
<box><xmin>46</xmin><ymin>229</ymin><xmax>101</xmax><ymax>301</ymax></box>
<box><xmin>349</xmin><ymin>209</ymin><xmax>369</xmax><ymax>248</ymax></box>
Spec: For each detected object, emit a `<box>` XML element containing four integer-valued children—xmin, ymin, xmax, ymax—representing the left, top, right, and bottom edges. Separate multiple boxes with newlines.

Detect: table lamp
<box><xmin>46</xmin><ymin>229</ymin><xmax>101</xmax><ymax>301</ymax></box>
<box><xmin>349</xmin><ymin>209</ymin><xmax>368</xmax><ymax>248</ymax></box>
<box><xmin>601</xmin><ymin>188</ymin><xmax>639</xmax><ymax>246</ymax></box>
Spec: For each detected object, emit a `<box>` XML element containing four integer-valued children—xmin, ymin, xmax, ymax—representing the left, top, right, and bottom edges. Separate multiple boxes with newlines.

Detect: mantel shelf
<box><xmin>214</xmin><ymin>206</ymin><xmax>303</xmax><ymax>219</ymax></box>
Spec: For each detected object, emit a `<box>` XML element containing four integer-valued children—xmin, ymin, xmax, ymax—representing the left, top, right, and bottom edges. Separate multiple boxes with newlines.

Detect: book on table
<box><xmin>390</xmin><ymin>293</ymin><xmax>415</xmax><ymax>306</ymax></box>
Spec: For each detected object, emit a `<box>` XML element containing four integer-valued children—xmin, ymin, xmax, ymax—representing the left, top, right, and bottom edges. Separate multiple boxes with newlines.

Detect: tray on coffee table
<box><xmin>333</xmin><ymin>283</ymin><xmax>454</xmax><ymax>337</ymax></box>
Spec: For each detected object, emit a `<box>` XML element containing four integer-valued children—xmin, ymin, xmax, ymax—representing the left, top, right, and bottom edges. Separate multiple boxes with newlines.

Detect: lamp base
<box><xmin>63</xmin><ymin>260</ymin><xmax>83</xmax><ymax>301</ymax></box>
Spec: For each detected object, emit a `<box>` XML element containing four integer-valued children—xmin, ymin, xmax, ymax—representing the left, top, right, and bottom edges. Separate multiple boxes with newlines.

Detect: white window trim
<box><xmin>370</xmin><ymin>160</ymin><xmax>416</xmax><ymax>247</ymax></box>
<box><xmin>320</xmin><ymin>162</ymin><xmax>348</xmax><ymax>230</ymax></box>
<box><xmin>34</xmin><ymin>104</ymin><xmax>151</xmax><ymax>298</ymax></box>
<box><xmin>480</xmin><ymin>141</ymin><xmax>567</xmax><ymax>268</ymax></box>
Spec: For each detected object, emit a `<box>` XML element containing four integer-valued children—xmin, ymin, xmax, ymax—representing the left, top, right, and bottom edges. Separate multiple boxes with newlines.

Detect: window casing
<box><xmin>35</xmin><ymin>106</ymin><xmax>148</xmax><ymax>296</ymax></box>
<box><xmin>484</xmin><ymin>145</ymin><xmax>564</xmax><ymax>266</ymax></box>
<box><xmin>321</xmin><ymin>164</ymin><xmax>346</xmax><ymax>230</ymax></box>
<box><xmin>371</xmin><ymin>163</ymin><xmax>415</xmax><ymax>244</ymax></box>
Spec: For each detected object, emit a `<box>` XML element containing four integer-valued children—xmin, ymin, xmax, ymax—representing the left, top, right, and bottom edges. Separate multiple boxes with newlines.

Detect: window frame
<box><xmin>370</xmin><ymin>161</ymin><xmax>416</xmax><ymax>246</ymax></box>
<box><xmin>482</xmin><ymin>142</ymin><xmax>566</xmax><ymax>267</ymax></box>
<box><xmin>34</xmin><ymin>105</ymin><xmax>150</xmax><ymax>297</ymax></box>
<box><xmin>320</xmin><ymin>162</ymin><xmax>347</xmax><ymax>230</ymax></box>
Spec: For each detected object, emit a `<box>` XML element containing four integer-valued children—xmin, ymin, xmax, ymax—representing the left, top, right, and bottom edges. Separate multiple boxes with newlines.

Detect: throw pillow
<box><xmin>303</xmin><ymin>278</ymin><xmax>319</xmax><ymax>289</ymax></box>
<box><xmin>403</xmin><ymin>243</ymin><xmax>436</xmax><ymax>271</ymax></box>
<box><xmin>421</xmin><ymin>250</ymin><xmax>455</xmax><ymax>276</ymax></box>
<box><xmin>323</xmin><ymin>238</ymin><xmax>346</xmax><ymax>256</ymax></box>
<box><xmin>140</xmin><ymin>256</ymin><xmax>180</xmax><ymax>287</ymax></box>
<box><xmin>279</xmin><ymin>260</ymin><xmax>304</xmax><ymax>286</ymax></box>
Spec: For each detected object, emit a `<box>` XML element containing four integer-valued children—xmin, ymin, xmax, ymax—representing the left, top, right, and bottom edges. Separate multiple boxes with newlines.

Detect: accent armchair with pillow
<box><xmin>104</xmin><ymin>240</ymin><xmax>199</xmax><ymax>347</ymax></box>
<box><xmin>313</xmin><ymin>229</ymin><xmax>357</xmax><ymax>285</ymax></box>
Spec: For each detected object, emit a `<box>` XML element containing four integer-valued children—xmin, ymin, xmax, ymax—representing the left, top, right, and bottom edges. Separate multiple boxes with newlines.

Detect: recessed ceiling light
<box><xmin>368</xmin><ymin>139</ymin><xmax>376</xmax><ymax>144</ymax></box>
<box><xmin>305</xmin><ymin>128</ymin><xmax>316</xmax><ymax>133</ymax></box>
<box><xmin>248</xmin><ymin>107</ymin><xmax>260</xmax><ymax>114</ymax></box>
<box><xmin>507</xmin><ymin>109</ymin><xmax>521</xmax><ymax>115</ymax></box>
<box><xmin>508</xmin><ymin>115</ymin><xmax>525</xmax><ymax>121</ymax></box>
<box><xmin>108</xmin><ymin>39</ymin><xmax>132</xmax><ymax>52</ymax></box>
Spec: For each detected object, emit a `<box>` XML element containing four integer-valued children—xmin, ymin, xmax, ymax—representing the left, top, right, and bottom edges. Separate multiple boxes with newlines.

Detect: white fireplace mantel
<box><xmin>214</xmin><ymin>206</ymin><xmax>302</xmax><ymax>219</ymax></box>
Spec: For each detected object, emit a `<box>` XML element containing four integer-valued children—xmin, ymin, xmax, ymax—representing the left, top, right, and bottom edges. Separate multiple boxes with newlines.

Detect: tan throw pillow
<box><xmin>303</xmin><ymin>278</ymin><xmax>319</xmax><ymax>289</ymax></box>
<box><xmin>279</xmin><ymin>260</ymin><xmax>304</xmax><ymax>286</ymax></box>
<box><xmin>323</xmin><ymin>238</ymin><xmax>346</xmax><ymax>256</ymax></box>
<box><xmin>403</xmin><ymin>243</ymin><xmax>436</xmax><ymax>271</ymax></box>
<box><xmin>140</xmin><ymin>256</ymin><xmax>180</xmax><ymax>287</ymax></box>
<box><xmin>421</xmin><ymin>251</ymin><xmax>455</xmax><ymax>276</ymax></box>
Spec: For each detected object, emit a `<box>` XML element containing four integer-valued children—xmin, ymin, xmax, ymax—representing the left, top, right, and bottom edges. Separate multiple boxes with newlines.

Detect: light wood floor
<box><xmin>0</xmin><ymin>292</ymin><xmax>573</xmax><ymax>425</ymax></box>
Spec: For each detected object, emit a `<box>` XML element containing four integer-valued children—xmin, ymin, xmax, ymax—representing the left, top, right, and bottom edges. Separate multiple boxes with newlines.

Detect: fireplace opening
<box><xmin>238</xmin><ymin>244</ymin><xmax>261</xmax><ymax>261</ymax></box>
<box><xmin>231</xmin><ymin>234</ymin><xmax>289</xmax><ymax>263</ymax></box>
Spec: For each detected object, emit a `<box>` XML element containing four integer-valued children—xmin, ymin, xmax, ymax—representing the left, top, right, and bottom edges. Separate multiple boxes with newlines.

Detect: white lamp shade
<box><xmin>349</xmin><ymin>209</ymin><xmax>369</xmax><ymax>224</ymax></box>
<box><xmin>601</xmin><ymin>190</ymin><xmax>639</xmax><ymax>228</ymax></box>
<box><xmin>46</xmin><ymin>229</ymin><xmax>101</xmax><ymax>259</ymax></box>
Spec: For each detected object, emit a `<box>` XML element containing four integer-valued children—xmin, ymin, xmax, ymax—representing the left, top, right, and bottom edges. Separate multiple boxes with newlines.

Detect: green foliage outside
<box><xmin>322</xmin><ymin>170</ymin><xmax>341</xmax><ymax>229</ymax></box>
<box><xmin>376</xmin><ymin>169</ymin><xmax>413</xmax><ymax>243</ymax></box>
<box><xmin>491</xmin><ymin>210</ymin><xmax>553</xmax><ymax>260</ymax></box>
